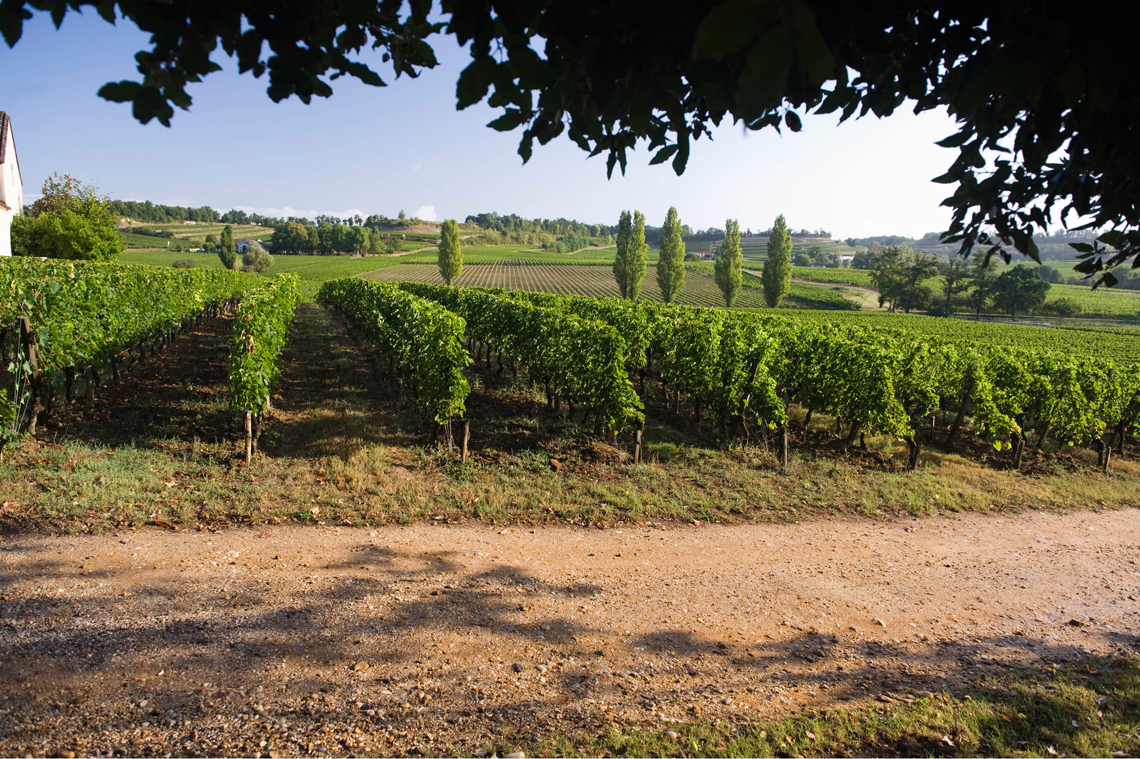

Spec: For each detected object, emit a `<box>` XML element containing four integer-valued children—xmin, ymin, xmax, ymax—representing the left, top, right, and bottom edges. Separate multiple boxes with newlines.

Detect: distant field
<box><xmin>789</xmin><ymin>266</ymin><xmax>872</xmax><ymax>286</ymax></box>
<box><xmin>785</xmin><ymin>309</ymin><xmax>1140</xmax><ymax>365</ymax></box>
<box><xmin>727</xmin><ymin>237</ymin><xmax>857</xmax><ymax>262</ymax></box>
<box><xmin>118</xmin><ymin>232</ymin><xmax>192</xmax><ymax>250</ymax></box>
<box><xmin>396</xmin><ymin>246</ymin><xmax>630</xmax><ymax>265</ymax></box>
<box><xmin>364</xmin><ymin>263</ymin><xmax>854</xmax><ymax>310</ymax></box>
<box><xmin>126</xmin><ymin>222</ymin><xmax>270</xmax><ymax>238</ymax></box>
<box><xmin>120</xmin><ymin>250</ymin><xmax>401</xmax><ymax>300</ymax></box>
<box><xmin>1044</xmin><ymin>283</ymin><xmax>1140</xmax><ymax>317</ymax></box>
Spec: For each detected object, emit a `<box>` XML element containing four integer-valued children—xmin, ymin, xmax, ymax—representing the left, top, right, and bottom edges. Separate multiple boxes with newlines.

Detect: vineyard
<box><xmin>789</xmin><ymin>310</ymin><xmax>1140</xmax><ymax>365</ymax></box>
<box><xmin>395</xmin><ymin>246</ymin><xmax>634</xmax><ymax>266</ymax></box>
<box><xmin>3</xmin><ymin>253</ymin><xmax>1139</xmax><ymax>537</ymax></box>
<box><xmin>364</xmin><ymin>281</ymin><xmax>1139</xmax><ymax>473</ymax></box>
<box><xmin>365</xmin><ymin>263</ymin><xmax>855</xmax><ymax>310</ymax></box>
<box><xmin>0</xmin><ymin>259</ymin><xmax>297</xmax><ymax>459</ymax></box>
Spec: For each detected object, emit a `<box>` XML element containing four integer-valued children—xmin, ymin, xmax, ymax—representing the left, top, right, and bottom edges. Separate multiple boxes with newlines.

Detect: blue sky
<box><xmin>1</xmin><ymin>7</ymin><xmax>963</xmax><ymax>237</ymax></box>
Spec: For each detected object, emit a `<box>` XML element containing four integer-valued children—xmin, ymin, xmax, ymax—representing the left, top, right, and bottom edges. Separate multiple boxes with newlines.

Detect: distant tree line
<box><xmin>465</xmin><ymin>212</ymin><xmax>616</xmax><ymax>239</ymax></box>
<box><xmin>108</xmin><ymin>199</ymin><xmax>220</xmax><ymax>224</ymax></box>
<box><xmin>864</xmin><ymin>245</ymin><xmax>1070</xmax><ymax>318</ymax></box>
<box><xmin>270</xmin><ymin>220</ymin><xmax>390</xmax><ymax>255</ymax></box>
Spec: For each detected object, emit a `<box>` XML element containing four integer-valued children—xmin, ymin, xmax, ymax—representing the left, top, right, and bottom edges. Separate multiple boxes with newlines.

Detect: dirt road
<box><xmin>1</xmin><ymin>509</ymin><xmax>1137</xmax><ymax>756</ymax></box>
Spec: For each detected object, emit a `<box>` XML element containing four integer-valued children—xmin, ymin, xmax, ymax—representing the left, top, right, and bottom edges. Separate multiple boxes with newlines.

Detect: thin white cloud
<box><xmin>414</xmin><ymin>205</ymin><xmax>437</xmax><ymax>221</ymax></box>
<box><xmin>233</xmin><ymin>205</ymin><xmax>368</xmax><ymax>221</ymax></box>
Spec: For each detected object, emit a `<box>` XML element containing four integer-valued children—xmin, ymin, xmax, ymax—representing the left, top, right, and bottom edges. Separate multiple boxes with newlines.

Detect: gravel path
<box><xmin>1</xmin><ymin>509</ymin><xmax>1137</xmax><ymax>757</ymax></box>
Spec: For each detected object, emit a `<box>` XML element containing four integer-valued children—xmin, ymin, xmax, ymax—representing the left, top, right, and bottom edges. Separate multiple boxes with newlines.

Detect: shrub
<box><xmin>172</xmin><ymin>259</ymin><xmax>195</xmax><ymax>269</ymax></box>
<box><xmin>1041</xmin><ymin>296</ymin><xmax>1084</xmax><ymax>317</ymax></box>
<box><xmin>241</xmin><ymin>242</ymin><xmax>274</xmax><ymax>273</ymax></box>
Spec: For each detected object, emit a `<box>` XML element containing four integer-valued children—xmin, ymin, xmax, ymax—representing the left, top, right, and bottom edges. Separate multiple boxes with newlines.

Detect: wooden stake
<box><xmin>634</xmin><ymin>428</ymin><xmax>642</xmax><ymax>464</ymax></box>
<box><xmin>779</xmin><ymin>426</ymin><xmax>789</xmax><ymax>468</ymax></box>
<box><xmin>462</xmin><ymin>420</ymin><xmax>470</xmax><ymax>463</ymax></box>
<box><xmin>245</xmin><ymin>411</ymin><xmax>253</xmax><ymax>465</ymax></box>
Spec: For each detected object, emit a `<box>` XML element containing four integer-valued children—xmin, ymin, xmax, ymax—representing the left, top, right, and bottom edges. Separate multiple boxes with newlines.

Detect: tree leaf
<box><xmin>693</xmin><ymin>0</ymin><xmax>773</xmax><ymax>59</ymax></box>
<box><xmin>735</xmin><ymin>26</ymin><xmax>792</xmax><ymax>119</ymax></box>
<box><xmin>487</xmin><ymin>108</ymin><xmax>525</xmax><ymax>132</ymax></box>
<box><xmin>649</xmin><ymin>145</ymin><xmax>679</xmax><ymax>165</ymax></box>
<box><xmin>784</xmin><ymin>111</ymin><xmax>802</xmax><ymax>132</ymax></box>
<box><xmin>96</xmin><ymin>80</ymin><xmax>143</xmax><ymax>103</ymax></box>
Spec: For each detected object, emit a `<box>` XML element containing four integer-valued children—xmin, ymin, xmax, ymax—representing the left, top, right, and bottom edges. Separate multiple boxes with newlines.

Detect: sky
<box><xmin>1</xmin><ymin>7</ymin><xmax>964</xmax><ymax>238</ymax></box>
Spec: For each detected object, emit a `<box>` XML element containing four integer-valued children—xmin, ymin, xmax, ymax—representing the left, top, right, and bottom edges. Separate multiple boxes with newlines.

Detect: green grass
<box><xmin>500</xmin><ymin>657</ymin><xmax>1140</xmax><ymax>758</ymax></box>
<box><xmin>119</xmin><ymin>250</ymin><xmax>403</xmax><ymax>301</ymax></box>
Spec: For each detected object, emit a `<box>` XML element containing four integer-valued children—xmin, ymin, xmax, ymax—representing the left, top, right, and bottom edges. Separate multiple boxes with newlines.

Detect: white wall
<box><xmin>0</xmin><ymin>118</ymin><xmax>23</xmax><ymax>257</ymax></box>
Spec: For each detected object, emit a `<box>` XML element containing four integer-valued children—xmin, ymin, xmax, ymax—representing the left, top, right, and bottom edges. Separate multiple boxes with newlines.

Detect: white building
<box><xmin>235</xmin><ymin>238</ymin><xmax>267</xmax><ymax>254</ymax></box>
<box><xmin>0</xmin><ymin>111</ymin><xmax>23</xmax><ymax>257</ymax></box>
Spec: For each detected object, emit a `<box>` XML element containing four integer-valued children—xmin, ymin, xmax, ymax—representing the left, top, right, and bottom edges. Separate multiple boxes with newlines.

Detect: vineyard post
<box><xmin>461</xmin><ymin>420</ymin><xmax>470</xmax><ymax>463</ymax></box>
<box><xmin>907</xmin><ymin>437</ymin><xmax>922</xmax><ymax>471</ymax></box>
<box><xmin>245</xmin><ymin>411</ymin><xmax>252</xmax><ymax>465</ymax></box>
<box><xmin>1103</xmin><ymin>442</ymin><xmax>1112</xmax><ymax>472</ymax></box>
<box><xmin>1012</xmin><ymin>434</ymin><xmax>1024</xmax><ymax>470</ymax></box>
<box><xmin>779</xmin><ymin>426</ymin><xmax>789</xmax><ymax>467</ymax></box>
<box><xmin>18</xmin><ymin>317</ymin><xmax>43</xmax><ymax>436</ymax></box>
<box><xmin>634</xmin><ymin>427</ymin><xmax>643</xmax><ymax>464</ymax></box>
<box><xmin>86</xmin><ymin>366</ymin><xmax>98</xmax><ymax>405</ymax></box>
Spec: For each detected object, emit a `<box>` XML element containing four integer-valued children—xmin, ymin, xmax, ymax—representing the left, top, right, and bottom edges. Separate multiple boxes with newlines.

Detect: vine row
<box><xmin>229</xmin><ymin>274</ymin><xmax>300</xmax><ymax>462</ymax></box>
<box><xmin>1</xmin><ymin>259</ymin><xmax>251</xmax><ymax>452</ymax></box>
<box><xmin>318</xmin><ymin>279</ymin><xmax>470</xmax><ymax>426</ymax></box>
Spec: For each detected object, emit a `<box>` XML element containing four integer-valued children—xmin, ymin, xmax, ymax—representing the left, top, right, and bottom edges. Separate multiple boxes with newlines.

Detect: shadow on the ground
<box><xmin>2</xmin><ymin>536</ymin><xmax>1136</xmax><ymax>756</ymax></box>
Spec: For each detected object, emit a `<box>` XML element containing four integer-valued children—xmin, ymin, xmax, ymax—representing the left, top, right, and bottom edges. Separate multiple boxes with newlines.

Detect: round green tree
<box><xmin>994</xmin><ymin>266</ymin><xmax>1051</xmax><ymax>318</ymax></box>
<box><xmin>11</xmin><ymin>173</ymin><xmax>122</xmax><ymax>261</ymax></box>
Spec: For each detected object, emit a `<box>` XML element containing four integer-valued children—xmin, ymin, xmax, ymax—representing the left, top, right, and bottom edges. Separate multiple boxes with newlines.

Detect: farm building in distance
<box><xmin>235</xmin><ymin>238</ymin><xmax>266</xmax><ymax>253</ymax></box>
<box><xmin>0</xmin><ymin>111</ymin><xmax>23</xmax><ymax>257</ymax></box>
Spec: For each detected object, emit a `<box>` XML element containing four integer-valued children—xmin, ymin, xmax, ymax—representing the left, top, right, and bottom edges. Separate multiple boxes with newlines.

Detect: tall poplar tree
<box><xmin>713</xmin><ymin>218</ymin><xmax>743</xmax><ymax>307</ymax></box>
<box><xmin>219</xmin><ymin>224</ymin><xmax>237</xmax><ymax>269</ymax></box>
<box><xmin>760</xmin><ymin>215</ymin><xmax>792</xmax><ymax>308</ymax></box>
<box><xmin>656</xmin><ymin>206</ymin><xmax>686</xmax><ymax>304</ymax></box>
<box><xmin>438</xmin><ymin>219</ymin><xmax>463</xmax><ymax>285</ymax></box>
<box><xmin>612</xmin><ymin>210</ymin><xmax>648</xmax><ymax>299</ymax></box>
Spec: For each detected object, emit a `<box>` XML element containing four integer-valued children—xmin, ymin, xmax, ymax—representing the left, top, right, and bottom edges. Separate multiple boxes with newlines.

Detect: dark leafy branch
<box><xmin>3</xmin><ymin>0</ymin><xmax>1137</xmax><ymax>276</ymax></box>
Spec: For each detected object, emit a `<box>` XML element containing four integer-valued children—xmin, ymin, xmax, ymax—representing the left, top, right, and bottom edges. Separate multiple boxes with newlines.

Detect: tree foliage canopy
<box><xmin>241</xmin><ymin>241</ymin><xmax>274</xmax><ymax>273</ymax></box>
<box><xmin>219</xmin><ymin>225</ymin><xmax>237</xmax><ymax>269</ymax></box>
<box><xmin>656</xmin><ymin>207</ymin><xmax>686</xmax><ymax>304</ymax></box>
<box><xmin>760</xmin><ymin>215</ymin><xmax>791</xmax><ymax>308</ymax></box>
<box><xmin>713</xmin><ymin>218</ymin><xmax>742</xmax><ymax>307</ymax></box>
<box><xmin>993</xmin><ymin>266</ymin><xmax>1051</xmax><ymax>319</ymax></box>
<box><xmin>869</xmin><ymin>245</ymin><xmax>939</xmax><ymax>313</ymax></box>
<box><xmin>612</xmin><ymin>210</ymin><xmax>648</xmax><ymax>300</ymax></box>
<box><xmin>438</xmin><ymin>219</ymin><xmax>462</xmax><ymax>285</ymax></box>
<box><xmin>12</xmin><ymin>173</ymin><xmax>121</xmax><ymax>261</ymax></box>
<box><xmin>5</xmin><ymin>1</ymin><xmax>1137</xmax><ymax>276</ymax></box>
